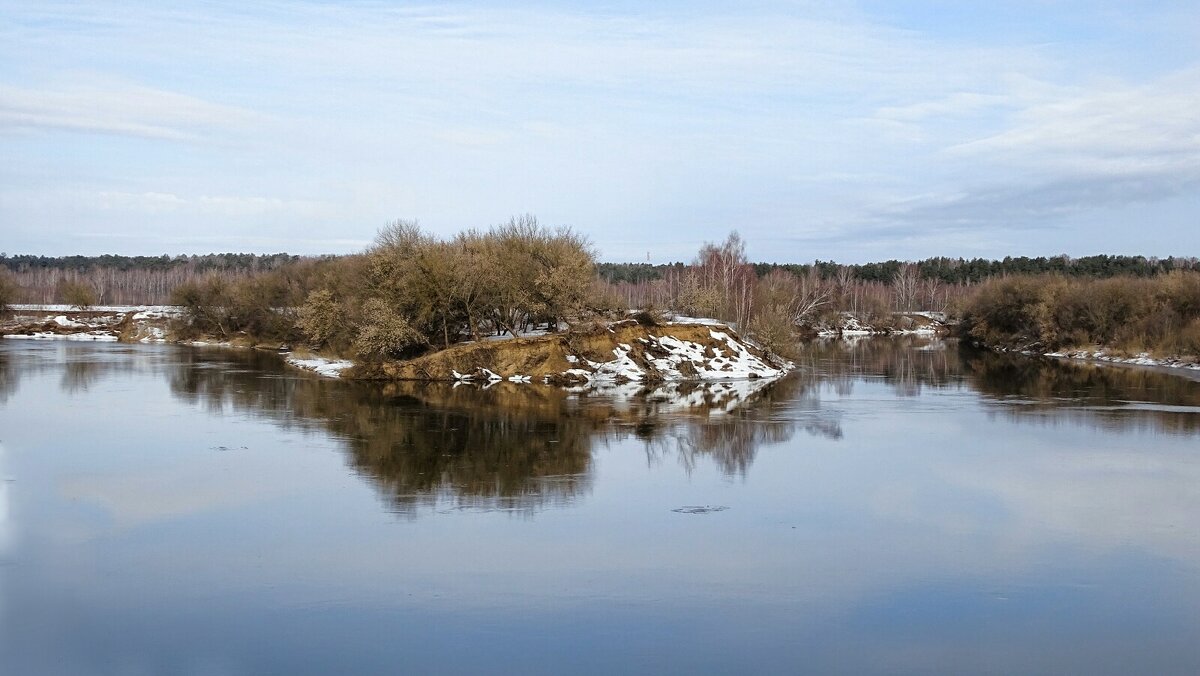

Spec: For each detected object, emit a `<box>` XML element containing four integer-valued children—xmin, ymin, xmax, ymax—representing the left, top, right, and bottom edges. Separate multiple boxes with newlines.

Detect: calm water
<box><xmin>2</xmin><ymin>338</ymin><xmax>1199</xmax><ymax>674</ymax></box>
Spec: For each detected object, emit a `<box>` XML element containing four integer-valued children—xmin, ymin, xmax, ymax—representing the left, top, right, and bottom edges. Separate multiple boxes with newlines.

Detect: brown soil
<box><xmin>356</xmin><ymin>322</ymin><xmax>777</xmax><ymax>382</ymax></box>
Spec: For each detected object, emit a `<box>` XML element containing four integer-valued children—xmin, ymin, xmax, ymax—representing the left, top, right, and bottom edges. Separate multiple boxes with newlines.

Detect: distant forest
<box><xmin>2</xmin><ymin>250</ymin><xmax>1198</xmax><ymax>308</ymax></box>
<box><xmin>598</xmin><ymin>254</ymin><xmax>1200</xmax><ymax>285</ymax></box>
<box><xmin>5</xmin><ymin>252</ymin><xmax>1197</xmax><ymax>282</ymax></box>
<box><xmin>0</xmin><ymin>253</ymin><xmax>303</xmax><ymax>273</ymax></box>
<box><xmin>0</xmin><ymin>253</ymin><xmax>310</xmax><ymax>305</ymax></box>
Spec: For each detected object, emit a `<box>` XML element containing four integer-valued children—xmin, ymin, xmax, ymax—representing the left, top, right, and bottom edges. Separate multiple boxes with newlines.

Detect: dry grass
<box><xmin>365</xmin><ymin>322</ymin><xmax>769</xmax><ymax>381</ymax></box>
<box><xmin>961</xmin><ymin>271</ymin><xmax>1200</xmax><ymax>358</ymax></box>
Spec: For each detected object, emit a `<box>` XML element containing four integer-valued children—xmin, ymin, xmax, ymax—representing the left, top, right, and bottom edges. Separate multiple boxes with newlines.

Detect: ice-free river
<box><xmin>1</xmin><ymin>338</ymin><xmax>1199</xmax><ymax>674</ymax></box>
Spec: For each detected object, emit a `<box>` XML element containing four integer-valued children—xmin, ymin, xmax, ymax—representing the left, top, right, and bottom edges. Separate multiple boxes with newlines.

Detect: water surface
<box><xmin>2</xmin><ymin>338</ymin><xmax>1199</xmax><ymax>674</ymax></box>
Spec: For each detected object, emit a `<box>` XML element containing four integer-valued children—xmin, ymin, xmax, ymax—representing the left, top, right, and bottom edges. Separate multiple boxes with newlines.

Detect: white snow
<box><xmin>590</xmin><ymin>344</ymin><xmax>647</xmax><ymax>382</ymax></box>
<box><xmin>51</xmin><ymin>315</ymin><xmax>86</xmax><ymax>328</ymax></box>
<box><xmin>666</xmin><ymin>315</ymin><xmax>730</xmax><ymax>327</ymax></box>
<box><xmin>3</xmin><ymin>331</ymin><xmax>117</xmax><ymax>341</ymax></box>
<box><xmin>565</xmin><ymin>329</ymin><xmax>789</xmax><ymax>384</ymax></box>
<box><xmin>1042</xmin><ymin>349</ymin><xmax>1200</xmax><ymax>372</ymax></box>
<box><xmin>286</xmin><ymin>356</ymin><xmax>354</xmax><ymax>378</ymax></box>
<box><xmin>817</xmin><ymin>313</ymin><xmax>944</xmax><ymax>337</ymax></box>
<box><xmin>138</xmin><ymin>327</ymin><xmax>167</xmax><ymax>343</ymax></box>
<box><xmin>10</xmin><ymin>304</ymin><xmax>181</xmax><ymax>314</ymax></box>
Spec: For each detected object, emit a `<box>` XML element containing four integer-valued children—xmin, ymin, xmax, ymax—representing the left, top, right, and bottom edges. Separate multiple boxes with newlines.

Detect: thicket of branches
<box><xmin>598</xmin><ymin>253</ymin><xmax>1200</xmax><ymax>286</ymax></box>
<box><xmin>0</xmin><ymin>253</ymin><xmax>304</xmax><ymax>306</ymax></box>
<box><xmin>960</xmin><ymin>272</ymin><xmax>1200</xmax><ymax>356</ymax></box>
<box><xmin>590</xmin><ymin>232</ymin><xmax>969</xmax><ymax>353</ymax></box>
<box><xmin>8</xmin><ymin>225</ymin><xmax>1200</xmax><ymax>360</ymax></box>
<box><xmin>170</xmin><ymin>216</ymin><xmax>596</xmax><ymax>360</ymax></box>
<box><xmin>0</xmin><ymin>270</ymin><xmax>18</xmax><ymax>315</ymax></box>
<box><xmin>7</xmin><ymin>247</ymin><xmax>1194</xmax><ymax>310</ymax></box>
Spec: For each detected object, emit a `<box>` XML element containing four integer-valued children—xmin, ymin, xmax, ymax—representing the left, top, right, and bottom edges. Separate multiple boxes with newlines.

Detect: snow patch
<box><xmin>565</xmin><ymin>330</ymin><xmax>789</xmax><ymax>384</ymax></box>
<box><xmin>286</xmin><ymin>356</ymin><xmax>354</xmax><ymax>378</ymax></box>
<box><xmin>1042</xmin><ymin>349</ymin><xmax>1200</xmax><ymax>372</ymax></box>
<box><xmin>666</xmin><ymin>315</ymin><xmax>730</xmax><ymax>327</ymax></box>
<box><xmin>3</xmin><ymin>331</ymin><xmax>117</xmax><ymax>341</ymax></box>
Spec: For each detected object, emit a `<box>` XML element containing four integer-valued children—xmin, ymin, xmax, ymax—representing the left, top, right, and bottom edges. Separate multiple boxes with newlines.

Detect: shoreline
<box><xmin>988</xmin><ymin>344</ymin><xmax>1200</xmax><ymax>380</ymax></box>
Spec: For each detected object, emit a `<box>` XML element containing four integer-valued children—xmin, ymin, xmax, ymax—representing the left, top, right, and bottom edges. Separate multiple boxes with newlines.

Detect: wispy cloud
<box><xmin>1</xmin><ymin>1</ymin><xmax>1198</xmax><ymax>258</ymax></box>
<box><xmin>0</xmin><ymin>81</ymin><xmax>259</xmax><ymax>141</ymax></box>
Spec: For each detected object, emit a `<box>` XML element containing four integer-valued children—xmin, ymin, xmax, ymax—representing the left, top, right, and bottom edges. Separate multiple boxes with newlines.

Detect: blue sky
<box><xmin>2</xmin><ymin>1</ymin><xmax>1198</xmax><ymax>262</ymax></box>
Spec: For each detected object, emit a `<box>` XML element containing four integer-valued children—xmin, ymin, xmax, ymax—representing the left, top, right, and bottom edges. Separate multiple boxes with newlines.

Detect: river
<box><xmin>1</xmin><ymin>337</ymin><xmax>1198</xmax><ymax>674</ymax></box>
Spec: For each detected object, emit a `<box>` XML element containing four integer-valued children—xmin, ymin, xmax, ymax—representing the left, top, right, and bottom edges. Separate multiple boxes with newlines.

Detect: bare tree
<box><xmin>892</xmin><ymin>263</ymin><xmax>919</xmax><ymax>312</ymax></box>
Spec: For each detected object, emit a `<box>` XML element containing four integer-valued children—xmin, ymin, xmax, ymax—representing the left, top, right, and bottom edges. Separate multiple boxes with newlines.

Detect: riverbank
<box><xmin>0</xmin><ymin>306</ymin><xmax>176</xmax><ymax>343</ymax></box>
<box><xmin>974</xmin><ymin>340</ymin><xmax>1200</xmax><ymax>378</ymax></box>
<box><xmin>2</xmin><ymin>307</ymin><xmax>791</xmax><ymax>384</ymax></box>
<box><xmin>358</xmin><ymin>321</ymin><xmax>791</xmax><ymax>384</ymax></box>
<box><xmin>812</xmin><ymin>311</ymin><xmax>950</xmax><ymax>337</ymax></box>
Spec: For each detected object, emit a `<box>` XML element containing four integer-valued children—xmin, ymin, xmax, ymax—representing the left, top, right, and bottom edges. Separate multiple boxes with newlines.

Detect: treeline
<box><xmin>0</xmin><ymin>253</ymin><xmax>305</xmax><ymax>306</ymax></box>
<box><xmin>595</xmin><ymin>238</ymin><xmax>962</xmax><ymax>336</ymax></box>
<box><xmin>960</xmin><ymin>272</ymin><xmax>1200</xmax><ymax>356</ymax></box>
<box><xmin>5</xmin><ymin>250</ymin><xmax>1195</xmax><ymax>308</ymax></box>
<box><xmin>0</xmin><ymin>252</ymin><xmax>300</xmax><ymax>272</ymax></box>
<box><xmin>599</xmin><ymin>254</ymin><xmax>1200</xmax><ymax>286</ymax></box>
<box><xmin>171</xmin><ymin>216</ymin><xmax>595</xmax><ymax>359</ymax></box>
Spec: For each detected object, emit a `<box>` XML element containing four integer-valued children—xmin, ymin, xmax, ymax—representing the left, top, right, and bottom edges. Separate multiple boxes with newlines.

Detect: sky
<box><xmin>1</xmin><ymin>0</ymin><xmax>1199</xmax><ymax>263</ymax></box>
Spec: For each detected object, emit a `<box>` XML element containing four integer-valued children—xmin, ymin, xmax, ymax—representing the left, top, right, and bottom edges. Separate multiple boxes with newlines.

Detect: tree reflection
<box><xmin>795</xmin><ymin>336</ymin><xmax>966</xmax><ymax>397</ymax></box>
<box><xmin>0</xmin><ymin>350</ymin><xmax>16</xmax><ymax>404</ymax></box>
<box><xmin>11</xmin><ymin>337</ymin><xmax>1189</xmax><ymax>521</ymax></box>
<box><xmin>165</xmin><ymin>348</ymin><xmax>805</xmax><ymax>515</ymax></box>
<box><xmin>961</xmin><ymin>347</ymin><xmax>1200</xmax><ymax>435</ymax></box>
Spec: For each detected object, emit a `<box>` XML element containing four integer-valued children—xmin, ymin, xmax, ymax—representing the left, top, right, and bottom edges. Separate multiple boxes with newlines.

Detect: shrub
<box><xmin>962</xmin><ymin>271</ymin><xmax>1200</xmax><ymax>355</ymax></box>
<box><xmin>961</xmin><ymin>276</ymin><xmax>1052</xmax><ymax>348</ymax></box>
<box><xmin>748</xmin><ymin>303</ymin><xmax>799</xmax><ymax>358</ymax></box>
<box><xmin>1180</xmin><ymin>318</ymin><xmax>1200</xmax><ymax>356</ymax></box>
<box><xmin>297</xmin><ymin>289</ymin><xmax>345</xmax><ymax>349</ymax></box>
<box><xmin>59</xmin><ymin>279</ymin><xmax>97</xmax><ymax>310</ymax></box>
<box><xmin>353</xmin><ymin>299</ymin><xmax>428</xmax><ymax>360</ymax></box>
<box><xmin>0</xmin><ymin>271</ymin><xmax>18</xmax><ymax>314</ymax></box>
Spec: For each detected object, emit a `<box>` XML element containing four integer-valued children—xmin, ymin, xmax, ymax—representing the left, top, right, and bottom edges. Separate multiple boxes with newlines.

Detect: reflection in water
<box><xmin>7</xmin><ymin>339</ymin><xmax>1199</xmax><ymax>520</ymax></box>
<box><xmin>0</xmin><ymin>351</ymin><xmax>15</xmax><ymax>404</ymax></box>
<box><xmin>3</xmin><ymin>339</ymin><xmax>1200</xmax><ymax>674</ymax></box>
<box><xmin>797</xmin><ymin>336</ymin><xmax>967</xmax><ymax>397</ymax></box>
<box><xmin>165</xmin><ymin>349</ymin><xmax>806</xmax><ymax>514</ymax></box>
<box><xmin>0</xmin><ymin>343</ymin><xmax>156</xmax><ymax>400</ymax></box>
<box><xmin>962</xmin><ymin>348</ymin><xmax>1200</xmax><ymax>435</ymax></box>
<box><xmin>796</xmin><ymin>337</ymin><xmax>1200</xmax><ymax>435</ymax></box>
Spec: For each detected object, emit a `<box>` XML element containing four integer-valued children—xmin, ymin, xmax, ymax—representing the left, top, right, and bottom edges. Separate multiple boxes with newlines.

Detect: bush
<box><xmin>1180</xmin><ymin>318</ymin><xmax>1200</xmax><ymax>356</ymax></box>
<box><xmin>748</xmin><ymin>304</ymin><xmax>799</xmax><ymax>358</ymax></box>
<box><xmin>0</xmin><ymin>272</ymin><xmax>18</xmax><ymax>314</ymax></box>
<box><xmin>353</xmin><ymin>299</ymin><xmax>428</xmax><ymax>360</ymax></box>
<box><xmin>961</xmin><ymin>272</ymin><xmax>1200</xmax><ymax>355</ymax></box>
<box><xmin>297</xmin><ymin>289</ymin><xmax>345</xmax><ymax>349</ymax></box>
<box><xmin>171</xmin><ymin>277</ymin><xmax>233</xmax><ymax>338</ymax></box>
<box><xmin>59</xmin><ymin>279</ymin><xmax>97</xmax><ymax>310</ymax></box>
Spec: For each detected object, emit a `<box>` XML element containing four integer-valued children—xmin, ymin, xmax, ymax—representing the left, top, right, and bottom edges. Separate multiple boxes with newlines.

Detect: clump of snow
<box><xmin>816</xmin><ymin>312</ymin><xmax>945</xmax><ymax>337</ymax></box>
<box><xmin>51</xmin><ymin>315</ymin><xmax>86</xmax><ymax>328</ymax></box>
<box><xmin>665</xmin><ymin>315</ymin><xmax>730</xmax><ymax>327</ymax></box>
<box><xmin>10</xmin><ymin>304</ymin><xmax>182</xmax><ymax>315</ymax></box>
<box><xmin>138</xmin><ymin>327</ymin><xmax>167</xmax><ymax>343</ymax></box>
<box><xmin>591</xmin><ymin>343</ymin><xmax>646</xmax><ymax>382</ymax></box>
<box><xmin>569</xmin><ymin>330</ymin><xmax>789</xmax><ymax>384</ymax></box>
<box><xmin>286</xmin><ymin>356</ymin><xmax>354</xmax><ymax>378</ymax></box>
<box><xmin>1042</xmin><ymin>349</ymin><xmax>1200</xmax><ymax>372</ymax></box>
<box><xmin>3</xmin><ymin>331</ymin><xmax>117</xmax><ymax>341</ymax></box>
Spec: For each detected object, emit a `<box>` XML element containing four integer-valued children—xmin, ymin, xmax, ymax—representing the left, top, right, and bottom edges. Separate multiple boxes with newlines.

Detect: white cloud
<box><xmin>0</xmin><ymin>81</ymin><xmax>260</xmax><ymax>141</ymax></box>
<box><xmin>949</xmin><ymin>68</ymin><xmax>1200</xmax><ymax>176</ymax></box>
<box><xmin>0</xmin><ymin>1</ymin><xmax>1197</xmax><ymax>258</ymax></box>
